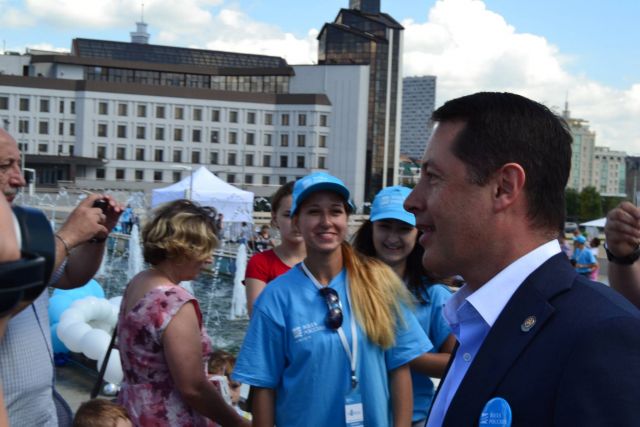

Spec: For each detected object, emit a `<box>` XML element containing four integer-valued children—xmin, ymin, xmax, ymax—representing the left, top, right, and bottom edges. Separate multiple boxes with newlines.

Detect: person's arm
<box><xmin>164</xmin><ymin>301</ymin><xmax>249</xmax><ymax>426</ymax></box>
<box><xmin>54</xmin><ymin>194</ymin><xmax>122</xmax><ymax>289</ymax></box>
<box><xmin>245</xmin><ymin>278</ymin><xmax>267</xmax><ymax>317</ymax></box>
<box><xmin>409</xmin><ymin>334</ymin><xmax>456</xmax><ymax>378</ymax></box>
<box><xmin>252</xmin><ymin>387</ymin><xmax>276</xmax><ymax>427</ymax></box>
<box><xmin>604</xmin><ymin>202</ymin><xmax>640</xmax><ymax>307</ymax></box>
<box><xmin>389</xmin><ymin>364</ymin><xmax>413</xmax><ymax>427</ymax></box>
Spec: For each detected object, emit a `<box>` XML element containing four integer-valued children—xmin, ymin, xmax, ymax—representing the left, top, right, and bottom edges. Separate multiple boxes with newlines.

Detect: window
<box><xmin>155</xmin><ymin>127</ymin><xmax>165</xmax><ymax>141</ymax></box>
<box><xmin>116</xmin><ymin>147</ymin><xmax>126</xmax><ymax>160</ymax></box>
<box><xmin>97</xmin><ymin>124</ymin><xmax>107</xmax><ymax>137</ymax></box>
<box><xmin>280</xmin><ymin>134</ymin><xmax>289</xmax><ymax>147</ymax></box>
<box><xmin>245</xmin><ymin>153</ymin><xmax>254</xmax><ymax>166</ymax></box>
<box><xmin>70</xmin><ymin>101</ymin><xmax>76</xmax><ymax>114</ymax></box>
<box><xmin>281</xmin><ymin>113</ymin><xmax>289</xmax><ymax>126</ymax></box>
<box><xmin>227</xmin><ymin>174</ymin><xmax>236</xmax><ymax>184</ymax></box>
<box><xmin>117</xmin><ymin>125</ymin><xmax>127</xmax><ymax>138</ymax></box>
<box><xmin>58</xmin><ymin>144</ymin><xmax>64</xmax><ymax>154</ymax></box>
<box><xmin>156</xmin><ymin>105</ymin><xmax>166</xmax><ymax>118</ymax></box>
<box><xmin>58</xmin><ymin>122</ymin><xmax>64</xmax><ymax>135</ymax></box>
<box><xmin>320</xmin><ymin>114</ymin><xmax>328</xmax><ymax>127</ymax></box>
<box><xmin>191</xmin><ymin>151</ymin><xmax>201</xmax><ymax>164</ymax></box>
<box><xmin>96</xmin><ymin>168</ymin><xmax>105</xmax><ymax>179</ymax></box>
<box><xmin>173</xmin><ymin>171</ymin><xmax>181</xmax><ymax>182</ymax></box>
<box><xmin>280</xmin><ymin>155</ymin><xmax>288</xmax><ymax>168</ymax></box>
<box><xmin>154</xmin><ymin>149</ymin><xmax>164</xmax><ymax>162</ymax></box>
<box><xmin>69</xmin><ymin>123</ymin><xmax>75</xmax><ymax>136</ymax></box>
<box><xmin>38</xmin><ymin>143</ymin><xmax>48</xmax><ymax>153</ymax></box>
<box><xmin>229</xmin><ymin>111</ymin><xmax>238</xmax><ymax>123</ymax></box>
<box><xmin>264</xmin><ymin>134</ymin><xmax>273</xmax><ymax>146</ymax></box>
<box><xmin>174</xmin><ymin>128</ymin><xmax>183</xmax><ymax>141</ymax></box>
<box><xmin>298</xmin><ymin>114</ymin><xmax>306</xmax><ymax>126</ymax></box>
<box><xmin>318</xmin><ymin>156</ymin><xmax>326</xmax><ymax>169</ymax></box>
<box><xmin>211</xmin><ymin>109</ymin><xmax>220</xmax><ymax>122</ymax></box>
<box><xmin>192</xmin><ymin>129</ymin><xmax>201</xmax><ymax>143</ymax></box>
<box><xmin>296</xmin><ymin>155</ymin><xmax>305</xmax><ymax>168</ymax></box>
<box><xmin>118</xmin><ymin>103</ymin><xmax>128</xmax><ymax>116</ymax></box>
<box><xmin>59</xmin><ymin>100</ymin><xmax>65</xmax><ymax>113</ymax></box>
<box><xmin>265</xmin><ymin>113</ymin><xmax>273</xmax><ymax>125</ymax></box>
<box><xmin>18</xmin><ymin>120</ymin><xmax>29</xmax><ymax>134</ymax></box>
<box><xmin>193</xmin><ymin>108</ymin><xmax>202</xmax><ymax>121</ymax></box>
<box><xmin>135</xmin><ymin>148</ymin><xmax>145</xmax><ymax>161</ymax></box>
<box><xmin>137</xmin><ymin>104</ymin><xmax>147</xmax><ymax>117</ymax></box>
<box><xmin>0</xmin><ymin>96</ymin><xmax>8</xmax><ymax>109</ymax></box>
<box><xmin>247</xmin><ymin>112</ymin><xmax>256</xmax><ymax>124</ymax></box>
<box><xmin>173</xmin><ymin>150</ymin><xmax>182</xmax><ymax>163</ymax></box>
<box><xmin>38</xmin><ymin>99</ymin><xmax>49</xmax><ymax>113</ymax></box>
<box><xmin>262</xmin><ymin>175</ymin><xmax>270</xmax><ymax>185</ymax></box>
<box><xmin>228</xmin><ymin>152</ymin><xmax>237</xmax><ymax>165</ymax></box>
<box><xmin>245</xmin><ymin>174</ymin><xmax>253</xmax><ymax>184</ymax></box>
<box><xmin>97</xmin><ymin>146</ymin><xmax>106</xmax><ymax>159</ymax></box>
<box><xmin>135</xmin><ymin>169</ymin><xmax>144</xmax><ymax>181</ymax></box>
<box><xmin>279</xmin><ymin>176</ymin><xmax>287</xmax><ymax>185</ymax></box>
<box><xmin>175</xmin><ymin>106</ymin><xmax>184</xmax><ymax>120</ymax></box>
<box><xmin>210</xmin><ymin>151</ymin><xmax>219</xmax><ymax>165</ymax></box>
<box><xmin>263</xmin><ymin>154</ymin><xmax>271</xmax><ymax>167</ymax></box>
<box><xmin>116</xmin><ymin>169</ymin><xmax>125</xmax><ymax>180</ymax></box>
<box><xmin>154</xmin><ymin>170</ymin><xmax>163</xmax><ymax>182</ymax></box>
<box><xmin>19</xmin><ymin>98</ymin><xmax>29</xmax><ymax>111</ymax></box>
<box><xmin>319</xmin><ymin>135</ymin><xmax>327</xmax><ymax>148</ymax></box>
<box><xmin>246</xmin><ymin>133</ymin><xmax>255</xmax><ymax>145</ymax></box>
<box><xmin>98</xmin><ymin>102</ymin><xmax>108</xmax><ymax>115</ymax></box>
<box><xmin>136</xmin><ymin>126</ymin><xmax>146</xmax><ymax>139</ymax></box>
<box><xmin>297</xmin><ymin>134</ymin><xmax>306</xmax><ymax>147</ymax></box>
<box><xmin>39</xmin><ymin>121</ymin><xmax>49</xmax><ymax>135</ymax></box>
<box><xmin>210</xmin><ymin>130</ymin><xmax>219</xmax><ymax>143</ymax></box>
<box><xmin>229</xmin><ymin>131</ymin><xmax>237</xmax><ymax>145</ymax></box>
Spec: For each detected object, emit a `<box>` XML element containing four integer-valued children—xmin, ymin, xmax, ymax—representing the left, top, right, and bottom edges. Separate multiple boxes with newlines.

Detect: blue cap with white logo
<box><xmin>369</xmin><ymin>186</ymin><xmax>415</xmax><ymax>226</ymax></box>
<box><xmin>291</xmin><ymin>172</ymin><xmax>355</xmax><ymax>216</ymax></box>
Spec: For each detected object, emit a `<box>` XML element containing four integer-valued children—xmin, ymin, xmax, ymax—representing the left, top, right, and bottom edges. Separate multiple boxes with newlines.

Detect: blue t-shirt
<box><xmin>572</xmin><ymin>247</ymin><xmax>596</xmax><ymax>274</ymax></box>
<box><xmin>410</xmin><ymin>283</ymin><xmax>453</xmax><ymax>422</ymax></box>
<box><xmin>233</xmin><ymin>265</ymin><xmax>432</xmax><ymax>427</ymax></box>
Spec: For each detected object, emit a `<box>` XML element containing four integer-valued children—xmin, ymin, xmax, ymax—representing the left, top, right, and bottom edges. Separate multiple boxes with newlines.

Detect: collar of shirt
<box><xmin>443</xmin><ymin>239</ymin><xmax>561</xmax><ymax>329</ymax></box>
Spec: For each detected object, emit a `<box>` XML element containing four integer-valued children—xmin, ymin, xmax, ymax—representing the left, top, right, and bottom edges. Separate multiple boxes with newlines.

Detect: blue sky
<box><xmin>2</xmin><ymin>0</ymin><xmax>639</xmax><ymax>154</ymax></box>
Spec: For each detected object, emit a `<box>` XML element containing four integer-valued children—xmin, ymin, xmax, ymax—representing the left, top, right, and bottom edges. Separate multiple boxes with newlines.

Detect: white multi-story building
<box><xmin>0</xmin><ymin>26</ymin><xmax>371</xmax><ymax>205</ymax></box>
<box><xmin>400</xmin><ymin>76</ymin><xmax>436</xmax><ymax>160</ymax></box>
<box><xmin>593</xmin><ymin>146</ymin><xmax>626</xmax><ymax>196</ymax></box>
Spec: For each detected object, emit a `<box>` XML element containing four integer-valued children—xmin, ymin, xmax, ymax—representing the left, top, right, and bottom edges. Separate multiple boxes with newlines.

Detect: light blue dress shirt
<box><xmin>426</xmin><ymin>240</ymin><xmax>561</xmax><ymax>427</ymax></box>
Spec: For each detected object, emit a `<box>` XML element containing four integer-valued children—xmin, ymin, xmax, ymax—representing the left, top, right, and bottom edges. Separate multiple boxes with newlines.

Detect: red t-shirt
<box><xmin>244</xmin><ymin>249</ymin><xmax>291</xmax><ymax>285</ymax></box>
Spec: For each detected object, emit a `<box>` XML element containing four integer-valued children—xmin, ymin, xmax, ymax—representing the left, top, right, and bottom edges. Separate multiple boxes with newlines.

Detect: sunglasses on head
<box><xmin>319</xmin><ymin>287</ymin><xmax>343</xmax><ymax>330</ymax></box>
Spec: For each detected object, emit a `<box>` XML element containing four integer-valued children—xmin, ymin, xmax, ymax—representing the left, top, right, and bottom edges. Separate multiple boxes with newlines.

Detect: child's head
<box><xmin>73</xmin><ymin>399</ymin><xmax>132</xmax><ymax>427</ymax></box>
<box><xmin>208</xmin><ymin>349</ymin><xmax>235</xmax><ymax>376</ymax></box>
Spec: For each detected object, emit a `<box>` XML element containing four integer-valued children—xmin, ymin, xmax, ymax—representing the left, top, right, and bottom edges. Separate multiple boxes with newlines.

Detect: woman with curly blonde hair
<box><xmin>117</xmin><ymin>199</ymin><xmax>248</xmax><ymax>427</ymax></box>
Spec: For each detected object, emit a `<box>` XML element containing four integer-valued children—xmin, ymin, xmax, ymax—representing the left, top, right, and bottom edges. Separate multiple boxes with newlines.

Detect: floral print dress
<box><xmin>117</xmin><ymin>285</ymin><xmax>214</xmax><ymax>426</ymax></box>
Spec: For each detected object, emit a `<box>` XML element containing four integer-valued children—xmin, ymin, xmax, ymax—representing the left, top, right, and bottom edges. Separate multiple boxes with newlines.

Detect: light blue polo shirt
<box><xmin>233</xmin><ymin>265</ymin><xmax>432</xmax><ymax>427</ymax></box>
<box><xmin>411</xmin><ymin>283</ymin><xmax>453</xmax><ymax>422</ymax></box>
<box><xmin>573</xmin><ymin>247</ymin><xmax>597</xmax><ymax>274</ymax></box>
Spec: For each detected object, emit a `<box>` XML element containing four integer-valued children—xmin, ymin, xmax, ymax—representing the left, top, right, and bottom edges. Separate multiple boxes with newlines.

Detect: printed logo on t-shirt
<box><xmin>291</xmin><ymin>321</ymin><xmax>324</xmax><ymax>342</ymax></box>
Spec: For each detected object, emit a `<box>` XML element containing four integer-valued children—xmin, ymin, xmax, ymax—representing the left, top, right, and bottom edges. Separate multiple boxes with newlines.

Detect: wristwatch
<box><xmin>604</xmin><ymin>243</ymin><xmax>640</xmax><ymax>265</ymax></box>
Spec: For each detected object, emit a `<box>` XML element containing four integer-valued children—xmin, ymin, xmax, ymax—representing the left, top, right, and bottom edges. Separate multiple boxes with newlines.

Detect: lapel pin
<box><xmin>479</xmin><ymin>397</ymin><xmax>512</xmax><ymax>426</ymax></box>
<box><xmin>520</xmin><ymin>315</ymin><xmax>536</xmax><ymax>332</ymax></box>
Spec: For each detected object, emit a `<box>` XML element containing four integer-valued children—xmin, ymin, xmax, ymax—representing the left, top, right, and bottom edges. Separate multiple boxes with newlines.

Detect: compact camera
<box><xmin>0</xmin><ymin>206</ymin><xmax>55</xmax><ymax>317</ymax></box>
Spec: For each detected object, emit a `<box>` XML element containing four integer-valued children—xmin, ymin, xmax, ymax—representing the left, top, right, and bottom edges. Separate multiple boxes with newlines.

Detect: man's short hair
<box><xmin>432</xmin><ymin>92</ymin><xmax>572</xmax><ymax>232</ymax></box>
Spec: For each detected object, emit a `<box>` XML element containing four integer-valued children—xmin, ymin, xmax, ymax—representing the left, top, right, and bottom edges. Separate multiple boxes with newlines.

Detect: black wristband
<box><xmin>604</xmin><ymin>243</ymin><xmax>640</xmax><ymax>265</ymax></box>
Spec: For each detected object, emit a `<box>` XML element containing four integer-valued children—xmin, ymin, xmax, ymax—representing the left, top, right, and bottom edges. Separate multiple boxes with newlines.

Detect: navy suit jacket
<box><xmin>436</xmin><ymin>253</ymin><xmax>640</xmax><ymax>426</ymax></box>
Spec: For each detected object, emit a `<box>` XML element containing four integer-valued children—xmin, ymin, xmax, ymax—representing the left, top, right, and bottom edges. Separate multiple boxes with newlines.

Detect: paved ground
<box><xmin>55</xmin><ymin>360</ymin><xmax>104</xmax><ymax>413</ymax></box>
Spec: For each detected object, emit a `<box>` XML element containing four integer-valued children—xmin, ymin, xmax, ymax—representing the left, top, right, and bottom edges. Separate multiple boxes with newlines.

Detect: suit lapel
<box><xmin>442</xmin><ymin>254</ymin><xmax>575</xmax><ymax>425</ymax></box>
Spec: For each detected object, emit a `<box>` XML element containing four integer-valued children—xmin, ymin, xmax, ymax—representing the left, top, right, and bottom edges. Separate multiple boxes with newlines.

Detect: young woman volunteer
<box><xmin>244</xmin><ymin>181</ymin><xmax>306</xmax><ymax>316</ymax></box>
<box><xmin>233</xmin><ymin>172</ymin><xmax>432</xmax><ymax>427</ymax></box>
<box><xmin>353</xmin><ymin>186</ymin><xmax>456</xmax><ymax>427</ymax></box>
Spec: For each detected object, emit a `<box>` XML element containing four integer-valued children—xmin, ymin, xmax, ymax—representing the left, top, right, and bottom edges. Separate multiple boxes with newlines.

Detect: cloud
<box><xmin>401</xmin><ymin>0</ymin><xmax>639</xmax><ymax>155</ymax></box>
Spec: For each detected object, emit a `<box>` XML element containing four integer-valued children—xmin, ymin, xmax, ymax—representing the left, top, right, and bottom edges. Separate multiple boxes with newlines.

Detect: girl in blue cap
<box><xmin>233</xmin><ymin>172</ymin><xmax>431</xmax><ymax>427</ymax></box>
<box><xmin>353</xmin><ymin>185</ymin><xmax>456</xmax><ymax>427</ymax></box>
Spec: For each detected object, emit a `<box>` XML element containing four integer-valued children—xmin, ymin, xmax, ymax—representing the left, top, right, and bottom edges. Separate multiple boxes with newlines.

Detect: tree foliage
<box><xmin>579</xmin><ymin>186</ymin><xmax>602</xmax><ymax>221</ymax></box>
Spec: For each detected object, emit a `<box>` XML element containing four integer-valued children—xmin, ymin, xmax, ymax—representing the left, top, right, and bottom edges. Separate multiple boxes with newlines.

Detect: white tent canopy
<box><xmin>151</xmin><ymin>166</ymin><xmax>254</xmax><ymax>223</ymax></box>
<box><xmin>580</xmin><ymin>217</ymin><xmax>607</xmax><ymax>228</ymax></box>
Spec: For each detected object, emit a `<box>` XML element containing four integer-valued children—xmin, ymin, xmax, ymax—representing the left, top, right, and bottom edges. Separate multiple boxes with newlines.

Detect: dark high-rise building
<box><xmin>318</xmin><ymin>0</ymin><xmax>403</xmax><ymax>200</ymax></box>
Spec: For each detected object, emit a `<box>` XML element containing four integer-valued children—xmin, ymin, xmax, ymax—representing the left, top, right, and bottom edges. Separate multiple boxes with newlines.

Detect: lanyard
<box><xmin>301</xmin><ymin>262</ymin><xmax>359</xmax><ymax>389</ymax></box>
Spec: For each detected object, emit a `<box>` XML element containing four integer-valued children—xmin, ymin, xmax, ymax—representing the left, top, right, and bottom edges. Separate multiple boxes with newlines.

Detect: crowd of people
<box><xmin>2</xmin><ymin>91</ymin><xmax>640</xmax><ymax>426</ymax></box>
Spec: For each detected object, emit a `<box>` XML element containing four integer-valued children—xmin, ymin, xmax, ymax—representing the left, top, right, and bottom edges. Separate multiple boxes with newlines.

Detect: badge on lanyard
<box><xmin>345</xmin><ymin>388</ymin><xmax>364</xmax><ymax>427</ymax></box>
<box><xmin>479</xmin><ymin>397</ymin><xmax>512</xmax><ymax>426</ymax></box>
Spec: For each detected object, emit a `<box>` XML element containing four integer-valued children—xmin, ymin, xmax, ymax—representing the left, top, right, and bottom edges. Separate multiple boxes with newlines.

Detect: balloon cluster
<box><xmin>49</xmin><ymin>279</ymin><xmax>124</xmax><ymax>384</ymax></box>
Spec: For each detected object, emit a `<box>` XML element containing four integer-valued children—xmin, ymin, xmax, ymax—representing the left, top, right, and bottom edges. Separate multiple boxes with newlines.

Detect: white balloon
<box><xmin>58</xmin><ymin>309</ymin><xmax>85</xmax><ymax>329</ymax></box>
<box><xmin>61</xmin><ymin>323</ymin><xmax>92</xmax><ymax>353</ymax></box>
<box><xmin>109</xmin><ymin>296</ymin><xmax>123</xmax><ymax>308</ymax></box>
<box><xmin>94</xmin><ymin>299</ymin><xmax>114</xmax><ymax>321</ymax></box>
<box><xmin>103</xmin><ymin>349</ymin><xmax>124</xmax><ymax>384</ymax></box>
<box><xmin>80</xmin><ymin>328</ymin><xmax>111</xmax><ymax>361</ymax></box>
<box><xmin>90</xmin><ymin>321</ymin><xmax>113</xmax><ymax>333</ymax></box>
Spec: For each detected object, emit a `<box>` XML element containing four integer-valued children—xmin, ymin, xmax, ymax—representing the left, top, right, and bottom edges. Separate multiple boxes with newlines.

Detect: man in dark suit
<box><xmin>404</xmin><ymin>92</ymin><xmax>640</xmax><ymax>426</ymax></box>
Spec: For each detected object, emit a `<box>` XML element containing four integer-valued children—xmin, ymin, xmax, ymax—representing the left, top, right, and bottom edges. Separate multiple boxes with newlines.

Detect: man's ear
<box><xmin>493</xmin><ymin>163</ymin><xmax>526</xmax><ymax>212</ymax></box>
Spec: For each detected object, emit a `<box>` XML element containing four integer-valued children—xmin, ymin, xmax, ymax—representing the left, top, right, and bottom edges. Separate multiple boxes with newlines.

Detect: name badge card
<box><xmin>345</xmin><ymin>389</ymin><xmax>364</xmax><ymax>427</ymax></box>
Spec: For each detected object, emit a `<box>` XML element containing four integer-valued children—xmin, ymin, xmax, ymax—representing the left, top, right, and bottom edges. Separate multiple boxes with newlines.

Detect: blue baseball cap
<box><xmin>574</xmin><ymin>235</ymin><xmax>586</xmax><ymax>244</ymax></box>
<box><xmin>369</xmin><ymin>186</ymin><xmax>416</xmax><ymax>226</ymax></box>
<box><xmin>291</xmin><ymin>172</ymin><xmax>355</xmax><ymax>216</ymax></box>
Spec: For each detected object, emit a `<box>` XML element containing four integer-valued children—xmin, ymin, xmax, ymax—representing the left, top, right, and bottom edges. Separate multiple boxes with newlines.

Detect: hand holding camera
<box><xmin>56</xmin><ymin>194</ymin><xmax>123</xmax><ymax>249</ymax></box>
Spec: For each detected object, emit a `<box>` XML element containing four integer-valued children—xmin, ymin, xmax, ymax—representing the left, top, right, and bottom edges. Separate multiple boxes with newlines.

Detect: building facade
<box><xmin>317</xmin><ymin>0</ymin><xmax>403</xmax><ymax>200</ymax></box>
<box><xmin>400</xmin><ymin>75</ymin><xmax>436</xmax><ymax>160</ymax></box>
<box><xmin>593</xmin><ymin>146</ymin><xmax>626</xmax><ymax>197</ymax></box>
